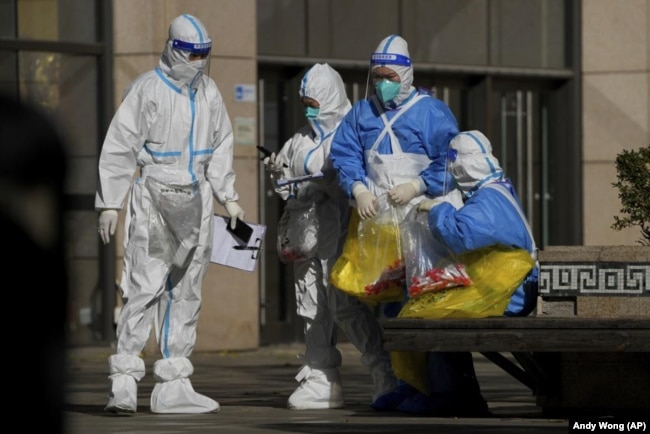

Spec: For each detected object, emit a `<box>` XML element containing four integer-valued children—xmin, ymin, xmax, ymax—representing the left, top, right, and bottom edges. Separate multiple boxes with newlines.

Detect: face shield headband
<box><xmin>366</xmin><ymin>51</ymin><xmax>412</xmax><ymax>103</ymax></box>
<box><xmin>370</xmin><ymin>53</ymin><xmax>411</xmax><ymax>68</ymax></box>
<box><xmin>172</xmin><ymin>39</ymin><xmax>212</xmax><ymax>57</ymax></box>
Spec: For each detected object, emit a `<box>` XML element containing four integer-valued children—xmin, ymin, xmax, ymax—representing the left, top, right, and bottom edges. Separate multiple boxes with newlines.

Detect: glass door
<box><xmin>490</xmin><ymin>88</ymin><xmax>549</xmax><ymax>247</ymax></box>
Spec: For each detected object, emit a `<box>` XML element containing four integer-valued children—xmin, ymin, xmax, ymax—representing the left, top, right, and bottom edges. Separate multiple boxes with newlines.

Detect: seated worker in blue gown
<box><xmin>390</xmin><ymin>130</ymin><xmax>539</xmax><ymax>416</ymax></box>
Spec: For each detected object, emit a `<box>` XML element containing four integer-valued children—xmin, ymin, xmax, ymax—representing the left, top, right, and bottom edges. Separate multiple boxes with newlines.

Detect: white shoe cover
<box><xmin>105</xmin><ymin>374</ymin><xmax>138</xmax><ymax>414</ymax></box>
<box><xmin>287</xmin><ymin>366</ymin><xmax>344</xmax><ymax>410</ymax></box>
<box><xmin>150</xmin><ymin>378</ymin><xmax>220</xmax><ymax>414</ymax></box>
<box><xmin>105</xmin><ymin>354</ymin><xmax>145</xmax><ymax>414</ymax></box>
<box><xmin>150</xmin><ymin>357</ymin><xmax>219</xmax><ymax>414</ymax></box>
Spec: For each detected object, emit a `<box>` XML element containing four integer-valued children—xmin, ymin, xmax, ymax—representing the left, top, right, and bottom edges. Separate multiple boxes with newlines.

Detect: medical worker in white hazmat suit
<box><xmin>96</xmin><ymin>14</ymin><xmax>245</xmax><ymax>414</ymax></box>
<box><xmin>264</xmin><ymin>63</ymin><xmax>397</xmax><ymax>410</ymax></box>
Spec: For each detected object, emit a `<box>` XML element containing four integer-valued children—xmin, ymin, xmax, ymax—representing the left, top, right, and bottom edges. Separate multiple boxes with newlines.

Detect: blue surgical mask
<box><xmin>304</xmin><ymin>106</ymin><xmax>320</xmax><ymax>119</ymax></box>
<box><xmin>374</xmin><ymin>79</ymin><xmax>401</xmax><ymax>103</ymax></box>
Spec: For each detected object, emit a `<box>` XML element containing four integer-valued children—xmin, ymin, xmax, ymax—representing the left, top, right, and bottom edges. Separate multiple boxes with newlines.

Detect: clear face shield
<box><xmin>172</xmin><ymin>38</ymin><xmax>212</xmax><ymax>83</ymax></box>
<box><xmin>365</xmin><ymin>53</ymin><xmax>411</xmax><ymax>102</ymax></box>
<box><xmin>444</xmin><ymin>147</ymin><xmax>460</xmax><ymax>195</ymax></box>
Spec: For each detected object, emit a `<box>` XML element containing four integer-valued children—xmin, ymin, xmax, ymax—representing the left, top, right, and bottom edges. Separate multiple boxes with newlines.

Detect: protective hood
<box><xmin>371</xmin><ymin>34</ymin><xmax>415</xmax><ymax>108</ymax></box>
<box><xmin>299</xmin><ymin>63</ymin><xmax>352</xmax><ymax>139</ymax></box>
<box><xmin>449</xmin><ymin>130</ymin><xmax>504</xmax><ymax>196</ymax></box>
<box><xmin>159</xmin><ymin>14</ymin><xmax>212</xmax><ymax>88</ymax></box>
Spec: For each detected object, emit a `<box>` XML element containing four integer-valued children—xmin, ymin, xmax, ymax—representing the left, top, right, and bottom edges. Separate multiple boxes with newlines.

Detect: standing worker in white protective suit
<box><xmin>96</xmin><ymin>14</ymin><xmax>245</xmax><ymax>414</ymax></box>
<box><xmin>329</xmin><ymin>35</ymin><xmax>460</xmax><ymax>411</ymax></box>
<box><xmin>263</xmin><ymin>63</ymin><xmax>397</xmax><ymax>410</ymax></box>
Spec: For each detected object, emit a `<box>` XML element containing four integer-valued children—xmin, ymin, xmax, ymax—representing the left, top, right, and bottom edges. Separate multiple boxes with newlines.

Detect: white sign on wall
<box><xmin>234</xmin><ymin>117</ymin><xmax>255</xmax><ymax>145</ymax></box>
<box><xmin>234</xmin><ymin>84</ymin><xmax>256</xmax><ymax>102</ymax></box>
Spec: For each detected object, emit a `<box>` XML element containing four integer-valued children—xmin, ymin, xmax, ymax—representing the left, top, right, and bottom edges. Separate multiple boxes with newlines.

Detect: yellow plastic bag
<box><xmin>330</xmin><ymin>200</ymin><xmax>404</xmax><ymax>305</ymax></box>
<box><xmin>390</xmin><ymin>350</ymin><xmax>428</xmax><ymax>394</ymax></box>
<box><xmin>392</xmin><ymin>245</ymin><xmax>535</xmax><ymax>394</ymax></box>
<box><xmin>398</xmin><ymin>245</ymin><xmax>534</xmax><ymax>319</ymax></box>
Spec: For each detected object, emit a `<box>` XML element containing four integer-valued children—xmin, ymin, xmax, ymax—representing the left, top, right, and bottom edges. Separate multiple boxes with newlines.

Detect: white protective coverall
<box><xmin>95</xmin><ymin>14</ymin><xmax>244</xmax><ymax>414</ymax></box>
<box><xmin>265</xmin><ymin>63</ymin><xmax>396</xmax><ymax>410</ymax></box>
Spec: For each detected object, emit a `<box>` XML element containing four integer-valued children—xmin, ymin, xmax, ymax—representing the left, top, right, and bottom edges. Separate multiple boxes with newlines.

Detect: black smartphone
<box><xmin>226</xmin><ymin>218</ymin><xmax>254</xmax><ymax>244</ymax></box>
<box><xmin>256</xmin><ymin>145</ymin><xmax>273</xmax><ymax>159</ymax></box>
<box><xmin>256</xmin><ymin>145</ymin><xmax>288</xmax><ymax>167</ymax></box>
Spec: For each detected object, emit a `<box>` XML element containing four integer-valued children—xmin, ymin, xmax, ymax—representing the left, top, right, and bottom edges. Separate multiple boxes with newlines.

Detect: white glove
<box><xmin>418</xmin><ymin>190</ymin><xmax>463</xmax><ymax>212</ymax></box>
<box><xmin>418</xmin><ymin>198</ymin><xmax>444</xmax><ymax>212</ymax></box>
<box><xmin>388</xmin><ymin>179</ymin><xmax>423</xmax><ymax>205</ymax></box>
<box><xmin>352</xmin><ymin>183</ymin><xmax>377</xmax><ymax>220</ymax></box>
<box><xmin>224</xmin><ymin>201</ymin><xmax>245</xmax><ymax>229</ymax></box>
<box><xmin>98</xmin><ymin>209</ymin><xmax>118</xmax><ymax>245</ymax></box>
<box><xmin>263</xmin><ymin>152</ymin><xmax>284</xmax><ymax>172</ymax></box>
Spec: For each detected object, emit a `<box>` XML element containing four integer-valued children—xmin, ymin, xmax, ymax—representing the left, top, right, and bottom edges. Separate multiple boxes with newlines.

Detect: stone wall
<box><xmin>534</xmin><ymin>246</ymin><xmax>650</xmax><ymax>415</ymax></box>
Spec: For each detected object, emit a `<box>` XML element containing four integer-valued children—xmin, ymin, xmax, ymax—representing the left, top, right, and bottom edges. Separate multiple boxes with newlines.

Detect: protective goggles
<box><xmin>370</xmin><ymin>53</ymin><xmax>411</xmax><ymax>67</ymax></box>
<box><xmin>172</xmin><ymin>39</ymin><xmax>212</xmax><ymax>56</ymax></box>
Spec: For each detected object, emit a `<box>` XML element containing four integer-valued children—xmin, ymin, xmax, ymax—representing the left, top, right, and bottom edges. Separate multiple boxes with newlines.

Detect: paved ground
<box><xmin>65</xmin><ymin>343</ymin><xmax>570</xmax><ymax>433</ymax></box>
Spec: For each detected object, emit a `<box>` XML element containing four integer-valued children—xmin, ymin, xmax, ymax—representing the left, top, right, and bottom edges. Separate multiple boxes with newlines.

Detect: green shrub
<box><xmin>611</xmin><ymin>145</ymin><xmax>650</xmax><ymax>245</ymax></box>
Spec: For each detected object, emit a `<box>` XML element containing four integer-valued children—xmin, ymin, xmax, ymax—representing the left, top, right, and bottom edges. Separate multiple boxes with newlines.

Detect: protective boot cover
<box><xmin>369</xmin><ymin>357</ymin><xmax>398</xmax><ymax>402</ymax></box>
<box><xmin>331</xmin><ymin>287</ymin><xmax>397</xmax><ymax>402</ymax></box>
<box><xmin>105</xmin><ymin>354</ymin><xmax>146</xmax><ymax>414</ymax></box>
<box><xmin>395</xmin><ymin>352</ymin><xmax>490</xmax><ymax>417</ymax></box>
<box><xmin>150</xmin><ymin>357</ymin><xmax>219</xmax><ymax>414</ymax></box>
<box><xmin>287</xmin><ymin>366</ymin><xmax>344</xmax><ymax>410</ymax></box>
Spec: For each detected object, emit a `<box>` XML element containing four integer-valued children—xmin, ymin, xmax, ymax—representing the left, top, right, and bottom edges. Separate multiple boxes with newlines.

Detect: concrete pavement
<box><xmin>65</xmin><ymin>343</ymin><xmax>570</xmax><ymax>433</ymax></box>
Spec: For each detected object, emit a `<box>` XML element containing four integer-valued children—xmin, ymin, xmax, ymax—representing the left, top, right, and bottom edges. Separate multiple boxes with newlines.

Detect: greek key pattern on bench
<box><xmin>539</xmin><ymin>262</ymin><xmax>650</xmax><ymax>296</ymax></box>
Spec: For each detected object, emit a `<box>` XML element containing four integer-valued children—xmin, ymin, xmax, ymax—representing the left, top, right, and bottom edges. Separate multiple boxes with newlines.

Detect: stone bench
<box><xmin>381</xmin><ymin>246</ymin><xmax>650</xmax><ymax>417</ymax></box>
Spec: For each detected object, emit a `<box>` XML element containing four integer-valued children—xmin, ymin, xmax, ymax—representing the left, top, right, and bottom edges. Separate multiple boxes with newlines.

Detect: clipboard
<box><xmin>210</xmin><ymin>215</ymin><xmax>266</xmax><ymax>272</ymax></box>
<box><xmin>276</xmin><ymin>171</ymin><xmax>324</xmax><ymax>186</ymax></box>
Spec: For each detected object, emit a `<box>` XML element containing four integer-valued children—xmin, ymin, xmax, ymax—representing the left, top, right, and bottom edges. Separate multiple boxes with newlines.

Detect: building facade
<box><xmin>1</xmin><ymin>0</ymin><xmax>647</xmax><ymax>350</ymax></box>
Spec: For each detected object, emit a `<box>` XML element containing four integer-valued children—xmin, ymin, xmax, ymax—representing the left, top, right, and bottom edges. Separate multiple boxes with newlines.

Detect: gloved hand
<box><xmin>98</xmin><ymin>209</ymin><xmax>118</xmax><ymax>245</ymax></box>
<box><xmin>352</xmin><ymin>183</ymin><xmax>377</xmax><ymax>220</ymax></box>
<box><xmin>417</xmin><ymin>198</ymin><xmax>444</xmax><ymax>212</ymax></box>
<box><xmin>224</xmin><ymin>201</ymin><xmax>245</xmax><ymax>229</ymax></box>
<box><xmin>263</xmin><ymin>152</ymin><xmax>284</xmax><ymax>172</ymax></box>
<box><xmin>388</xmin><ymin>179</ymin><xmax>423</xmax><ymax>205</ymax></box>
<box><xmin>418</xmin><ymin>190</ymin><xmax>463</xmax><ymax>212</ymax></box>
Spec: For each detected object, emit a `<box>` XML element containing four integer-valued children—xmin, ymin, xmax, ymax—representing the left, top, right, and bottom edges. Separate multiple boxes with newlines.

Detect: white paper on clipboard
<box><xmin>210</xmin><ymin>215</ymin><xmax>266</xmax><ymax>272</ymax></box>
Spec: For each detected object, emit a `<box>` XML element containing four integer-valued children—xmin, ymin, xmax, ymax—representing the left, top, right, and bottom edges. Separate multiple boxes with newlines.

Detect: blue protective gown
<box><xmin>428</xmin><ymin>179</ymin><xmax>539</xmax><ymax>316</ymax></box>
<box><xmin>330</xmin><ymin>89</ymin><xmax>459</xmax><ymax>199</ymax></box>
<box><xmin>391</xmin><ymin>179</ymin><xmax>539</xmax><ymax>416</ymax></box>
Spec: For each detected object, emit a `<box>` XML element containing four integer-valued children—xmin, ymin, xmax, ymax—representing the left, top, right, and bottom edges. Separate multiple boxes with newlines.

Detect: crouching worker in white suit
<box><xmin>263</xmin><ymin>63</ymin><xmax>397</xmax><ymax>410</ymax></box>
<box><xmin>95</xmin><ymin>14</ymin><xmax>245</xmax><ymax>414</ymax></box>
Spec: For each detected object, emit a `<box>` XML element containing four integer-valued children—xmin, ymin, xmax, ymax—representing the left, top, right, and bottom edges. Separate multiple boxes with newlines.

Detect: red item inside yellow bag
<box><xmin>407</xmin><ymin>262</ymin><xmax>472</xmax><ymax>297</ymax></box>
<box><xmin>400</xmin><ymin>206</ymin><xmax>473</xmax><ymax>299</ymax></box>
<box><xmin>399</xmin><ymin>245</ymin><xmax>535</xmax><ymax>319</ymax></box>
<box><xmin>330</xmin><ymin>196</ymin><xmax>407</xmax><ymax>305</ymax></box>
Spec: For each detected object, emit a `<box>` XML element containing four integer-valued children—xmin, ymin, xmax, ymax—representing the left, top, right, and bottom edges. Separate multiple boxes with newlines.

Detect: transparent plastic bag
<box><xmin>276</xmin><ymin>198</ymin><xmax>319</xmax><ymax>263</ymax></box>
<box><xmin>400</xmin><ymin>206</ymin><xmax>472</xmax><ymax>298</ymax></box>
<box><xmin>330</xmin><ymin>194</ymin><xmax>406</xmax><ymax>304</ymax></box>
<box><xmin>356</xmin><ymin>194</ymin><xmax>408</xmax><ymax>301</ymax></box>
<box><xmin>398</xmin><ymin>245</ymin><xmax>535</xmax><ymax>318</ymax></box>
<box><xmin>145</xmin><ymin>177</ymin><xmax>202</xmax><ymax>268</ymax></box>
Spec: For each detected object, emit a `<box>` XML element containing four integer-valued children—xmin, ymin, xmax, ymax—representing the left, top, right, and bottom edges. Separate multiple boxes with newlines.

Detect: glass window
<box><xmin>257</xmin><ymin>0</ymin><xmax>306</xmax><ymax>56</ymax></box>
<box><xmin>17</xmin><ymin>51</ymin><xmax>99</xmax><ymax>193</ymax></box>
<box><xmin>322</xmin><ymin>0</ymin><xmax>399</xmax><ymax>59</ymax></box>
<box><xmin>402</xmin><ymin>0</ymin><xmax>489</xmax><ymax>65</ymax></box>
<box><xmin>0</xmin><ymin>50</ymin><xmax>18</xmax><ymax>96</ymax></box>
<box><xmin>489</xmin><ymin>0</ymin><xmax>566</xmax><ymax>68</ymax></box>
<box><xmin>16</xmin><ymin>0</ymin><xmax>97</xmax><ymax>43</ymax></box>
<box><xmin>0</xmin><ymin>0</ymin><xmax>17</xmax><ymax>38</ymax></box>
